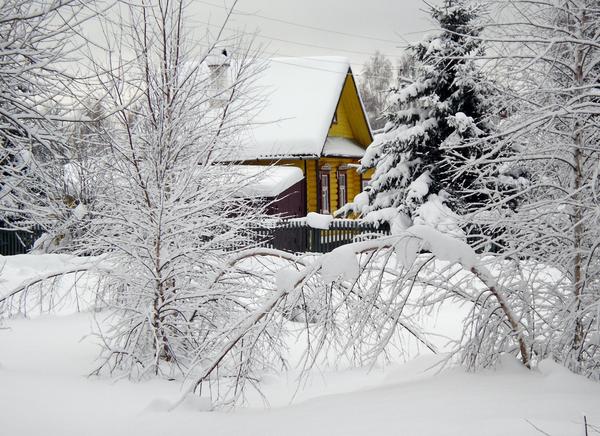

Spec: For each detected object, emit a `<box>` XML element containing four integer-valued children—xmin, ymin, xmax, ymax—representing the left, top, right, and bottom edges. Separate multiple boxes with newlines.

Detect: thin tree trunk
<box><xmin>470</xmin><ymin>266</ymin><xmax>531</xmax><ymax>369</ymax></box>
<box><xmin>570</xmin><ymin>7</ymin><xmax>586</xmax><ymax>358</ymax></box>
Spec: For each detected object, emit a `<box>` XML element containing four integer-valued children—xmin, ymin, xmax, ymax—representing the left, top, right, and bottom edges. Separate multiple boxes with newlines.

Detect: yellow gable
<box><xmin>327</xmin><ymin>72</ymin><xmax>373</xmax><ymax>147</ymax></box>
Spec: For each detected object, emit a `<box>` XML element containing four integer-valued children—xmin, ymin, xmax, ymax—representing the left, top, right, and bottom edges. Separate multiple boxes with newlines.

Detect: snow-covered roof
<box><xmin>64</xmin><ymin>159</ymin><xmax>303</xmax><ymax>199</ymax></box>
<box><xmin>239</xmin><ymin>57</ymin><xmax>352</xmax><ymax>160</ymax></box>
<box><xmin>235</xmin><ymin>165</ymin><xmax>304</xmax><ymax>197</ymax></box>
<box><xmin>322</xmin><ymin>137</ymin><xmax>365</xmax><ymax>158</ymax></box>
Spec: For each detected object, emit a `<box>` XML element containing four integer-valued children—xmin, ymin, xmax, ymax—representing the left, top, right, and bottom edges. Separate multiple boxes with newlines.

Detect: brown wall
<box><xmin>267</xmin><ymin>179</ymin><xmax>306</xmax><ymax>218</ymax></box>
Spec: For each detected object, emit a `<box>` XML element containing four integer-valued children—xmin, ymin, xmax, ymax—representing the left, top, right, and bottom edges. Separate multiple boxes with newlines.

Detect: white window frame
<box><xmin>338</xmin><ymin>170</ymin><xmax>347</xmax><ymax>206</ymax></box>
<box><xmin>320</xmin><ymin>171</ymin><xmax>330</xmax><ymax>214</ymax></box>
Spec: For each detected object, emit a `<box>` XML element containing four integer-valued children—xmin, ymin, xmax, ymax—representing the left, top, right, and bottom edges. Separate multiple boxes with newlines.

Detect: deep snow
<box><xmin>1</xmin><ymin>254</ymin><xmax>600</xmax><ymax>436</ymax></box>
<box><xmin>2</xmin><ymin>313</ymin><xmax>599</xmax><ymax>436</ymax></box>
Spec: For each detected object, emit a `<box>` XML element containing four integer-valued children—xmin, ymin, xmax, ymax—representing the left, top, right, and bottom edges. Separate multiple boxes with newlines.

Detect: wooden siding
<box><xmin>327</xmin><ymin>73</ymin><xmax>372</xmax><ymax>147</ymax></box>
<box><xmin>266</xmin><ymin>179</ymin><xmax>306</xmax><ymax>218</ymax></box>
<box><xmin>361</xmin><ymin>167</ymin><xmax>375</xmax><ymax>184</ymax></box>
<box><xmin>317</xmin><ymin>157</ymin><xmax>362</xmax><ymax>213</ymax></box>
<box><xmin>328</xmin><ymin>94</ymin><xmax>353</xmax><ymax>139</ymax></box>
<box><xmin>306</xmin><ymin>160</ymin><xmax>318</xmax><ymax>212</ymax></box>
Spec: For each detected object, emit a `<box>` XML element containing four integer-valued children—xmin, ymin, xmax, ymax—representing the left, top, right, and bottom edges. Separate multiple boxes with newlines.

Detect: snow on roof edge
<box><xmin>235</xmin><ymin>165</ymin><xmax>305</xmax><ymax>197</ymax></box>
<box><xmin>239</xmin><ymin>56</ymin><xmax>352</xmax><ymax>160</ymax></box>
<box><xmin>322</xmin><ymin>137</ymin><xmax>365</xmax><ymax>158</ymax></box>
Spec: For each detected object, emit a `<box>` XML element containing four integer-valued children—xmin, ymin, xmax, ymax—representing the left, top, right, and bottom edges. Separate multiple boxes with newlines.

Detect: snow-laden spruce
<box><xmin>351</xmin><ymin>0</ymin><xmax>519</xmax><ymax>241</ymax></box>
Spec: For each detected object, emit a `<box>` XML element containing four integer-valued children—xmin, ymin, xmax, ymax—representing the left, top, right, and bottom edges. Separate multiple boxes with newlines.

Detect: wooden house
<box><xmin>236</xmin><ymin>57</ymin><xmax>374</xmax><ymax>217</ymax></box>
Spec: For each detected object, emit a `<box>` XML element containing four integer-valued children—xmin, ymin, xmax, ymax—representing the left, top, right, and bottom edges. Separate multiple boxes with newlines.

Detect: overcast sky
<box><xmin>181</xmin><ymin>0</ymin><xmax>441</xmax><ymax>72</ymax></box>
<box><xmin>80</xmin><ymin>0</ymin><xmax>442</xmax><ymax>79</ymax></box>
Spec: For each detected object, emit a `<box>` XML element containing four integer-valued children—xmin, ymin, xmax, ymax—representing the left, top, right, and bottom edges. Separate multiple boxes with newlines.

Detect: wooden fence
<box><xmin>0</xmin><ymin>219</ymin><xmax>389</xmax><ymax>256</ymax></box>
<box><xmin>255</xmin><ymin>219</ymin><xmax>390</xmax><ymax>254</ymax></box>
<box><xmin>0</xmin><ymin>224</ymin><xmax>44</xmax><ymax>256</ymax></box>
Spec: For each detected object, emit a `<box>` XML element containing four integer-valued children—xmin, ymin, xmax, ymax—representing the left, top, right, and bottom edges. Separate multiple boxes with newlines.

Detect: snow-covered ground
<box><xmin>1</xmin><ymin>254</ymin><xmax>600</xmax><ymax>436</ymax></box>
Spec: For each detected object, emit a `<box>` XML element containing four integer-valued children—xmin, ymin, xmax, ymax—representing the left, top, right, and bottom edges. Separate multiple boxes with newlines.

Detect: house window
<box><xmin>337</xmin><ymin>170</ymin><xmax>347</xmax><ymax>207</ymax></box>
<box><xmin>361</xmin><ymin>179</ymin><xmax>370</xmax><ymax>191</ymax></box>
<box><xmin>320</xmin><ymin>170</ymin><xmax>330</xmax><ymax>214</ymax></box>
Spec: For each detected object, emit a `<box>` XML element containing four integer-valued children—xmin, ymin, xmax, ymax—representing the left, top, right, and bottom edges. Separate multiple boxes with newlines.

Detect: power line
<box><xmin>194</xmin><ymin>0</ymin><xmax>402</xmax><ymax>44</ymax></box>
<box><xmin>222</xmin><ymin>47</ymin><xmax>405</xmax><ymax>81</ymax></box>
<box><xmin>184</xmin><ymin>23</ymin><xmax>406</xmax><ymax>81</ymax></box>
<box><xmin>189</xmin><ymin>18</ymin><xmax>404</xmax><ymax>59</ymax></box>
<box><xmin>247</xmin><ymin>30</ymin><xmax>397</xmax><ymax>57</ymax></box>
<box><xmin>246</xmin><ymin>47</ymin><xmax>406</xmax><ymax>79</ymax></box>
<box><xmin>268</xmin><ymin>57</ymin><xmax>404</xmax><ymax>79</ymax></box>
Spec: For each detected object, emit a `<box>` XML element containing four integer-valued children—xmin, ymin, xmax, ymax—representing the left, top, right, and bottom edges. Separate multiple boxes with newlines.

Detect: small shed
<box><xmin>236</xmin><ymin>165</ymin><xmax>306</xmax><ymax>218</ymax></box>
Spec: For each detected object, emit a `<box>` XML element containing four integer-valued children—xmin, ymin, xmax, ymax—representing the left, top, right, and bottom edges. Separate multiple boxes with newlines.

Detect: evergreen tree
<box><xmin>359</xmin><ymin>0</ymin><xmax>509</xmax><ymax>236</ymax></box>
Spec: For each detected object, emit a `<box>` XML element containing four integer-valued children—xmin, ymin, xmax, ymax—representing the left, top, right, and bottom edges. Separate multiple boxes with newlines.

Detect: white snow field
<box><xmin>1</xmin><ymin>254</ymin><xmax>600</xmax><ymax>436</ymax></box>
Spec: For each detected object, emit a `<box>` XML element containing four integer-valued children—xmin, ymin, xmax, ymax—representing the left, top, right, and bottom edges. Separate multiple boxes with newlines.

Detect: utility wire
<box><xmin>195</xmin><ymin>0</ymin><xmax>402</xmax><ymax>44</ymax></box>
<box><xmin>189</xmin><ymin>20</ymin><xmax>408</xmax><ymax>77</ymax></box>
<box><xmin>191</xmin><ymin>18</ymin><xmax>402</xmax><ymax>57</ymax></box>
<box><xmin>185</xmin><ymin>17</ymin><xmax>408</xmax><ymax>80</ymax></box>
<box><xmin>191</xmin><ymin>37</ymin><xmax>405</xmax><ymax>81</ymax></box>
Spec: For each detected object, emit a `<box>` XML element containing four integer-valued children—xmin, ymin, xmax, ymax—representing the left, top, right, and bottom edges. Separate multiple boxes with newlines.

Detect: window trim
<box><xmin>319</xmin><ymin>168</ymin><xmax>331</xmax><ymax>214</ymax></box>
<box><xmin>337</xmin><ymin>169</ymin><xmax>347</xmax><ymax>207</ymax></box>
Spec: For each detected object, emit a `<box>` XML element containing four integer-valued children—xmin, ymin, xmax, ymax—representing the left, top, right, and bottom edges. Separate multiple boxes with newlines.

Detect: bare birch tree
<box><xmin>78</xmin><ymin>0</ymin><xmax>281</xmax><ymax>383</ymax></box>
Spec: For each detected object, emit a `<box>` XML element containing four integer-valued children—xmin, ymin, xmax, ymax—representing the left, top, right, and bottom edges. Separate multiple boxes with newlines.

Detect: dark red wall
<box><xmin>265</xmin><ymin>179</ymin><xmax>306</xmax><ymax>218</ymax></box>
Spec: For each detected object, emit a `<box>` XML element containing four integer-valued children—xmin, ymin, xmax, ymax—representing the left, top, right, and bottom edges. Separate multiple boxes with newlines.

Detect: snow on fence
<box><xmin>253</xmin><ymin>218</ymin><xmax>390</xmax><ymax>254</ymax></box>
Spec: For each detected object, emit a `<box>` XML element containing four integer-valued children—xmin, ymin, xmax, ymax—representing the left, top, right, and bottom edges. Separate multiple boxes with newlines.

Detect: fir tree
<box><xmin>359</xmin><ymin>0</ymin><xmax>510</xmax><ymax>236</ymax></box>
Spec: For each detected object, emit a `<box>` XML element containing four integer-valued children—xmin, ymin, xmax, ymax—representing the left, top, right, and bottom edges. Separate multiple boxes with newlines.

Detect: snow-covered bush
<box><xmin>175</xmin><ymin>225</ymin><xmax>539</xmax><ymax>410</ymax></box>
